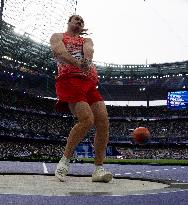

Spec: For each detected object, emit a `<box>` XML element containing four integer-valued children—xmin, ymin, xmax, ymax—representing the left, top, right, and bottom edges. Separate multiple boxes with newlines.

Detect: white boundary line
<box><xmin>42</xmin><ymin>162</ymin><xmax>48</xmax><ymax>174</ymax></box>
<box><xmin>112</xmin><ymin>189</ymin><xmax>188</xmax><ymax>197</ymax></box>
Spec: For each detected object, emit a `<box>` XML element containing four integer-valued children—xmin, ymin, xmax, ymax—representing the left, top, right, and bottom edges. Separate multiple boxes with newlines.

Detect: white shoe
<box><xmin>92</xmin><ymin>167</ymin><xmax>113</xmax><ymax>183</ymax></box>
<box><xmin>55</xmin><ymin>156</ymin><xmax>70</xmax><ymax>182</ymax></box>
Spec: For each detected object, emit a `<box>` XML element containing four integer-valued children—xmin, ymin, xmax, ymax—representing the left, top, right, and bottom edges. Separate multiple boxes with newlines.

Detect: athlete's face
<box><xmin>68</xmin><ymin>15</ymin><xmax>84</xmax><ymax>31</ymax></box>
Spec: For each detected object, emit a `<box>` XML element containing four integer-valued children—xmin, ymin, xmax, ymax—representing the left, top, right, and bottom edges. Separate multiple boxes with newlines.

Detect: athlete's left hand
<box><xmin>80</xmin><ymin>58</ymin><xmax>92</xmax><ymax>73</ymax></box>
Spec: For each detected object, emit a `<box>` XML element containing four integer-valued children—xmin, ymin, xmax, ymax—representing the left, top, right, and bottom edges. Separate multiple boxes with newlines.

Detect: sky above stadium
<box><xmin>77</xmin><ymin>0</ymin><xmax>188</xmax><ymax>64</ymax></box>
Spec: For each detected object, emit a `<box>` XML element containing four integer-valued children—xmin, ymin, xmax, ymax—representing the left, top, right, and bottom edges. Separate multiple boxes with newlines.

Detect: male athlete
<box><xmin>50</xmin><ymin>15</ymin><xmax>112</xmax><ymax>182</ymax></box>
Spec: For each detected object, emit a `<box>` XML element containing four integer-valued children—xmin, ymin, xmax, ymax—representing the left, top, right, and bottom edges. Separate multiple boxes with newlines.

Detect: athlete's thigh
<box><xmin>69</xmin><ymin>101</ymin><xmax>94</xmax><ymax>122</ymax></box>
<box><xmin>90</xmin><ymin>101</ymin><xmax>109</xmax><ymax>125</ymax></box>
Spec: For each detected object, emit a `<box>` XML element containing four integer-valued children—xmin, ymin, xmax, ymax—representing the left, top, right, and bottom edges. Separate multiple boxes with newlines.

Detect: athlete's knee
<box><xmin>80</xmin><ymin>114</ymin><xmax>94</xmax><ymax>129</ymax></box>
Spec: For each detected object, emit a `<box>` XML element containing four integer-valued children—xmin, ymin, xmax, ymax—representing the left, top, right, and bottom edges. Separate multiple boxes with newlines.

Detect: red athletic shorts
<box><xmin>55</xmin><ymin>77</ymin><xmax>103</xmax><ymax>112</ymax></box>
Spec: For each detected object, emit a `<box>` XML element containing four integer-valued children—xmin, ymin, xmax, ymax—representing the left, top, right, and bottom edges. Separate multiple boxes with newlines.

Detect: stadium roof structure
<box><xmin>1</xmin><ymin>20</ymin><xmax>55</xmax><ymax>70</ymax></box>
<box><xmin>95</xmin><ymin>60</ymin><xmax>188</xmax><ymax>77</ymax></box>
<box><xmin>0</xmin><ymin>0</ymin><xmax>78</xmax><ymax>73</ymax></box>
<box><xmin>0</xmin><ymin>0</ymin><xmax>188</xmax><ymax>77</ymax></box>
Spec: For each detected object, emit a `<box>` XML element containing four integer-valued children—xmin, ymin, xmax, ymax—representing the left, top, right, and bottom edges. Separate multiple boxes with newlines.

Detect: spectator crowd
<box><xmin>0</xmin><ymin>82</ymin><xmax>187</xmax><ymax>160</ymax></box>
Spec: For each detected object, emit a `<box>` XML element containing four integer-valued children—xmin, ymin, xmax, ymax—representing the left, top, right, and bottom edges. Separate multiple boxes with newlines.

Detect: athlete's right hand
<box><xmin>79</xmin><ymin>59</ymin><xmax>92</xmax><ymax>74</ymax></box>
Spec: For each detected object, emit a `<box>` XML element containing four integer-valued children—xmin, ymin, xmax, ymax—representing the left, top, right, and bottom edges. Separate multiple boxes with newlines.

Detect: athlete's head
<box><xmin>68</xmin><ymin>15</ymin><xmax>85</xmax><ymax>33</ymax></box>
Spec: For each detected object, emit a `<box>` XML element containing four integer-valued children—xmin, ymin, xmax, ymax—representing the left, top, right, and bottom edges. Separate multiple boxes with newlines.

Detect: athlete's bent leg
<box><xmin>63</xmin><ymin>101</ymin><xmax>94</xmax><ymax>159</ymax></box>
<box><xmin>55</xmin><ymin>101</ymin><xmax>94</xmax><ymax>181</ymax></box>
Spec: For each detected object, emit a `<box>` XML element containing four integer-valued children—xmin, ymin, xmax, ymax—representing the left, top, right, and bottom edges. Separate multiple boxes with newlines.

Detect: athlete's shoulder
<box><xmin>50</xmin><ymin>33</ymin><xmax>63</xmax><ymax>41</ymax></box>
<box><xmin>84</xmin><ymin>38</ymin><xmax>93</xmax><ymax>44</ymax></box>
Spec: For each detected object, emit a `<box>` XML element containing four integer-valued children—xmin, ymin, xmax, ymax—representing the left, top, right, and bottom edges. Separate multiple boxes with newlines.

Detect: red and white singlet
<box><xmin>56</xmin><ymin>32</ymin><xmax>99</xmax><ymax>83</ymax></box>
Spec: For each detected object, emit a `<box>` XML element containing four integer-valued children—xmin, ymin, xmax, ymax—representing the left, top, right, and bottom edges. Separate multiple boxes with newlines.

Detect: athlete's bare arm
<box><xmin>83</xmin><ymin>38</ymin><xmax>94</xmax><ymax>61</ymax></box>
<box><xmin>50</xmin><ymin>33</ymin><xmax>81</xmax><ymax>67</ymax></box>
<box><xmin>81</xmin><ymin>38</ymin><xmax>94</xmax><ymax>71</ymax></box>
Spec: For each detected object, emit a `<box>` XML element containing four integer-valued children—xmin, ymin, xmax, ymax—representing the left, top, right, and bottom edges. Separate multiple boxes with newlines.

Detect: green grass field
<box><xmin>2</xmin><ymin>156</ymin><xmax>188</xmax><ymax>165</ymax></box>
<box><xmin>80</xmin><ymin>158</ymin><xmax>188</xmax><ymax>165</ymax></box>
